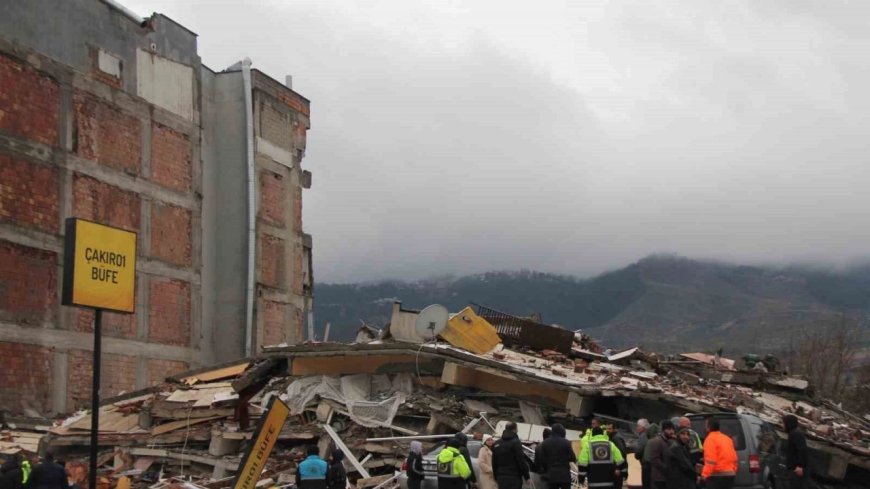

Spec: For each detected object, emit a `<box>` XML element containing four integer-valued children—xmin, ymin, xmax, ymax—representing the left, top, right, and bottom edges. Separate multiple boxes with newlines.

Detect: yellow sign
<box><xmin>233</xmin><ymin>398</ymin><xmax>290</xmax><ymax>489</ymax></box>
<box><xmin>62</xmin><ymin>218</ymin><xmax>137</xmax><ymax>313</ymax></box>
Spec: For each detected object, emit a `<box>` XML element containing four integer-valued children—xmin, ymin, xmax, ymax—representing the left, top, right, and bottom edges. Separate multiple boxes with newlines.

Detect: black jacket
<box><xmin>783</xmin><ymin>416</ymin><xmax>808</xmax><ymax>471</ymax></box>
<box><xmin>536</xmin><ymin>425</ymin><xmax>576</xmax><ymax>484</ymax></box>
<box><xmin>406</xmin><ymin>452</ymin><xmax>425</xmax><ymax>481</ymax></box>
<box><xmin>666</xmin><ymin>441</ymin><xmax>696</xmax><ymax>489</ymax></box>
<box><xmin>26</xmin><ymin>462</ymin><xmax>67</xmax><ymax>489</ymax></box>
<box><xmin>609</xmin><ymin>433</ymin><xmax>627</xmax><ymax>460</ymax></box>
<box><xmin>455</xmin><ymin>434</ymin><xmax>476</xmax><ymax>483</ymax></box>
<box><xmin>0</xmin><ymin>462</ymin><xmax>22</xmax><ymax>489</ymax></box>
<box><xmin>326</xmin><ymin>450</ymin><xmax>347</xmax><ymax>489</ymax></box>
<box><xmin>492</xmin><ymin>430</ymin><xmax>530</xmax><ymax>481</ymax></box>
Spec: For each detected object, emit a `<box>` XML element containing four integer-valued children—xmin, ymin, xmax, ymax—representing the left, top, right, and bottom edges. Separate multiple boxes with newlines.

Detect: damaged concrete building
<box><xmin>0</xmin><ymin>0</ymin><xmax>314</xmax><ymax>415</ymax></box>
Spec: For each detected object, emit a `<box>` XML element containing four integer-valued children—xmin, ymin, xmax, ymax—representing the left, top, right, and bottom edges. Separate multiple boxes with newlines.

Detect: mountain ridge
<box><xmin>313</xmin><ymin>255</ymin><xmax>870</xmax><ymax>354</ymax></box>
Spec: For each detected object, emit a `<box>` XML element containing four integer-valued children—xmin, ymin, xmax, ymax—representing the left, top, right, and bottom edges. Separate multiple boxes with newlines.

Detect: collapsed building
<box><xmin>1</xmin><ymin>303</ymin><xmax>868</xmax><ymax>489</ymax></box>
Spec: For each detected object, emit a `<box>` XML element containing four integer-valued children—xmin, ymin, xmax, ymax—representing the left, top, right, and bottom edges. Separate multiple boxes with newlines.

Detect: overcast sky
<box><xmin>126</xmin><ymin>0</ymin><xmax>870</xmax><ymax>283</ymax></box>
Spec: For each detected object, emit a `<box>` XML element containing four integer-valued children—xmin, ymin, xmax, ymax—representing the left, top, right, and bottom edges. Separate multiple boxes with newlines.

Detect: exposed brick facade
<box><xmin>74</xmin><ymin>91</ymin><xmax>141</xmax><ymax>175</ymax></box>
<box><xmin>259</xmin><ymin>102</ymin><xmax>292</xmax><ymax>150</ymax></box>
<box><xmin>150</xmin><ymin>201</ymin><xmax>192</xmax><ymax>267</ymax></box>
<box><xmin>0</xmin><ymin>342</ymin><xmax>53</xmax><ymax>413</ymax></box>
<box><xmin>261</xmin><ymin>299</ymin><xmax>290</xmax><ymax>346</ymax></box>
<box><xmin>72</xmin><ymin>307</ymin><xmax>136</xmax><ymax>340</ymax></box>
<box><xmin>147</xmin><ymin>358</ymin><xmax>189</xmax><ymax>386</ymax></box>
<box><xmin>0</xmin><ymin>53</ymin><xmax>59</xmax><ymax>146</ymax></box>
<box><xmin>0</xmin><ymin>154</ymin><xmax>59</xmax><ymax>232</ymax></box>
<box><xmin>151</xmin><ymin>122</ymin><xmax>192</xmax><ymax>192</ymax></box>
<box><xmin>148</xmin><ymin>278</ymin><xmax>191</xmax><ymax>346</ymax></box>
<box><xmin>72</xmin><ymin>173</ymin><xmax>140</xmax><ymax>231</ymax></box>
<box><xmin>259</xmin><ymin>234</ymin><xmax>285</xmax><ymax>289</ymax></box>
<box><xmin>67</xmin><ymin>349</ymin><xmax>136</xmax><ymax>411</ymax></box>
<box><xmin>0</xmin><ymin>240</ymin><xmax>57</xmax><ymax>326</ymax></box>
<box><xmin>292</xmin><ymin>186</ymin><xmax>302</xmax><ymax>232</ymax></box>
<box><xmin>259</xmin><ymin>170</ymin><xmax>286</xmax><ymax>228</ymax></box>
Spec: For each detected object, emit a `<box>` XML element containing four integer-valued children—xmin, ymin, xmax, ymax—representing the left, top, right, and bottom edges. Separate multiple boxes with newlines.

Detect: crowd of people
<box><xmin>0</xmin><ymin>413</ymin><xmax>809</xmax><ymax>489</ymax></box>
<box><xmin>414</xmin><ymin>413</ymin><xmax>810</xmax><ymax>489</ymax></box>
<box><xmin>0</xmin><ymin>452</ymin><xmax>70</xmax><ymax>489</ymax></box>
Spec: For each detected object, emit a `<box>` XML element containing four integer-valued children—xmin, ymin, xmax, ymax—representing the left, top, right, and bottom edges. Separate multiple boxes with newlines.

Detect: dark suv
<box><xmin>688</xmin><ymin>412</ymin><xmax>788</xmax><ymax>489</ymax></box>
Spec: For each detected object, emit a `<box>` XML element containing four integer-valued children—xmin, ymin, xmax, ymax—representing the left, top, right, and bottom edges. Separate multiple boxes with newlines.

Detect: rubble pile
<box><xmin>1</xmin><ymin>303</ymin><xmax>869</xmax><ymax>489</ymax></box>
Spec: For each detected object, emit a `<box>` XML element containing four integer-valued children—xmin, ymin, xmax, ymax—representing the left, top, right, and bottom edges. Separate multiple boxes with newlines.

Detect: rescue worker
<box><xmin>667</xmin><ymin>428</ymin><xmax>699</xmax><ymax>489</ymax></box>
<box><xmin>578</xmin><ymin>418</ymin><xmax>602</xmax><ymax>464</ymax></box>
<box><xmin>783</xmin><ymin>415</ymin><xmax>809</xmax><ymax>489</ymax></box>
<box><xmin>578</xmin><ymin>427</ymin><xmax>627</xmax><ymax>489</ymax></box>
<box><xmin>437</xmin><ymin>438</ymin><xmax>472</xmax><ymax>489</ymax></box>
<box><xmin>701</xmin><ymin>419</ymin><xmax>738</xmax><ymax>489</ymax></box>
<box><xmin>536</xmin><ymin>424</ymin><xmax>576</xmax><ymax>489</ymax></box>
<box><xmin>677</xmin><ymin>417</ymin><xmax>703</xmax><ymax>472</ymax></box>
<box><xmin>492</xmin><ymin>422</ymin><xmax>529</xmax><ymax>489</ymax></box>
<box><xmin>19</xmin><ymin>458</ymin><xmax>30</xmax><ymax>488</ymax></box>
<box><xmin>296</xmin><ymin>446</ymin><xmax>328</xmax><ymax>489</ymax></box>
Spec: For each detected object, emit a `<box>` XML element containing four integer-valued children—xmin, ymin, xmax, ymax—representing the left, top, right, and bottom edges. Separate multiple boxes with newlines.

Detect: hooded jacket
<box><xmin>407</xmin><ymin>441</ymin><xmax>426</xmax><ymax>482</ymax></box>
<box><xmin>454</xmin><ymin>433</ymin><xmax>476</xmax><ymax>482</ymax></box>
<box><xmin>783</xmin><ymin>415</ymin><xmax>808</xmax><ymax>472</ymax></box>
<box><xmin>537</xmin><ymin>424</ymin><xmax>577</xmax><ymax>484</ymax></box>
<box><xmin>326</xmin><ymin>450</ymin><xmax>347</xmax><ymax>489</ymax></box>
<box><xmin>492</xmin><ymin>430</ymin><xmax>530</xmax><ymax>481</ymax></box>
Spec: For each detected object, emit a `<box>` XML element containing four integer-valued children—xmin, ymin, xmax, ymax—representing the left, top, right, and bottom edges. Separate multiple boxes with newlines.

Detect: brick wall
<box><xmin>0</xmin><ymin>240</ymin><xmax>57</xmax><ymax>326</ymax></box>
<box><xmin>0</xmin><ymin>342</ymin><xmax>53</xmax><ymax>413</ymax></box>
<box><xmin>261</xmin><ymin>299</ymin><xmax>289</xmax><ymax>346</ymax></box>
<box><xmin>147</xmin><ymin>358</ymin><xmax>189</xmax><ymax>386</ymax></box>
<box><xmin>258</xmin><ymin>235</ymin><xmax>285</xmax><ymax>289</ymax></box>
<box><xmin>74</xmin><ymin>91</ymin><xmax>141</xmax><ymax>174</ymax></box>
<box><xmin>148</xmin><ymin>278</ymin><xmax>191</xmax><ymax>346</ymax></box>
<box><xmin>292</xmin><ymin>186</ymin><xmax>302</xmax><ymax>232</ymax></box>
<box><xmin>0</xmin><ymin>154</ymin><xmax>58</xmax><ymax>232</ymax></box>
<box><xmin>150</xmin><ymin>201</ymin><xmax>192</xmax><ymax>267</ymax></box>
<box><xmin>151</xmin><ymin>122</ymin><xmax>191</xmax><ymax>192</ymax></box>
<box><xmin>72</xmin><ymin>307</ymin><xmax>136</xmax><ymax>340</ymax></box>
<box><xmin>0</xmin><ymin>53</ymin><xmax>59</xmax><ymax>146</ymax></box>
<box><xmin>67</xmin><ymin>350</ymin><xmax>136</xmax><ymax>411</ymax></box>
<box><xmin>259</xmin><ymin>102</ymin><xmax>292</xmax><ymax>150</ymax></box>
<box><xmin>72</xmin><ymin>173</ymin><xmax>141</xmax><ymax>231</ymax></box>
<box><xmin>259</xmin><ymin>170</ymin><xmax>286</xmax><ymax>227</ymax></box>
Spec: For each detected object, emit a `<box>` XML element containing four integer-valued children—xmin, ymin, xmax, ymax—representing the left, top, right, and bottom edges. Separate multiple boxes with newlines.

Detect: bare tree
<box><xmin>785</xmin><ymin>312</ymin><xmax>864</xmax><ymax>401</ymax></box>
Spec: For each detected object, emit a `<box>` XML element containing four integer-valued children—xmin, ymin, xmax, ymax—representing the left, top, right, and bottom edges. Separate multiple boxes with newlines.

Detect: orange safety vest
<box><xmin>701</xmin><ymin>430</ymin><xmax>738</xmax><ymax>479</ymax></box>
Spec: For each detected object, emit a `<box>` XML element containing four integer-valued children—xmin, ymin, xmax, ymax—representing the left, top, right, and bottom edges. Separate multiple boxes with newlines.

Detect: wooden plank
<box><xmin>442</xmin><ymin>307</ymin><xmax>501</xmax><ymax>355</ymax></box>
<box><xmin>182</xmin><ymin>362</ymin><xmax>250</xmax><ymax>384</ymax></box>
<box><xmin>150</xmin><ymin>416</ymin><xmax>221</xmax><ymax>436</ymax></box>
<box><xmin>291</xmin><ymin>354</ymin><xmax>422</xmax><ymax>376</ymax></box>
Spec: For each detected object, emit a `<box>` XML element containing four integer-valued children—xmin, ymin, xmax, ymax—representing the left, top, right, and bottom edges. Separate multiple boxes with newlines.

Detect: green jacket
<box><xmin>578</xmin><ymin>434</ymin><xmax>625</xmax><ymax>466</ymax></box>
<box><xmin>437</xmin><ymin>447</ymin><xmax>471</xmax><ymax>480</ymax></box>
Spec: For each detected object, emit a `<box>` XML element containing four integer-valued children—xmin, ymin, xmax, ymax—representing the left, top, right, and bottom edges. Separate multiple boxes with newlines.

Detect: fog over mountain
<box><xmin>126</xmin><ymin>1</ymin><xmax>870</xmax><ymax>282</ymax></box>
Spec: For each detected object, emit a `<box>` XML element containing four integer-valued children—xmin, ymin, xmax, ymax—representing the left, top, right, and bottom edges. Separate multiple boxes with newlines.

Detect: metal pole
<box><xmin>88</xmin><ymin>308</ymin><xmax>102</xmax><ymax>489</ymax></box>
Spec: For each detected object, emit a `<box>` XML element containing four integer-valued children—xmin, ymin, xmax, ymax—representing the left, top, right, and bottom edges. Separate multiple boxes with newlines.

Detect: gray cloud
<box><xmin>126</xmin><ymin>0</ymin><xmax>870</xmax><ymax>282</ymax></box>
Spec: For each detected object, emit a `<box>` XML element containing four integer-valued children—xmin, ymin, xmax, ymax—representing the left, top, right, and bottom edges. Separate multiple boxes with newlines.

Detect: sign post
<box><xmin>232</xmin><ymin>397</ymin><xmax>290</xmax><ymax>489</ymax></box>
<box><xmin>62</xmin><ymin>218</ymin><xmax>137</xmax><ymax>489</ymax></box>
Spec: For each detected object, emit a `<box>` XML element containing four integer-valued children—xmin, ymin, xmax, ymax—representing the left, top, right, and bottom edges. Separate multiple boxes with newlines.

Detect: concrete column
<box><xmin>51</xmin><ymin>350</ymin><xmax>69</xmax><ymax>414</ymax></box>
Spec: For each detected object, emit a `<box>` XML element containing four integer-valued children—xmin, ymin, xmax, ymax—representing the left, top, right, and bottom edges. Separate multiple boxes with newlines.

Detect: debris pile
<box><xmin>1</xmin><ymin>302</ymin><xmax>868</xmax><ymax>488</ymax></box>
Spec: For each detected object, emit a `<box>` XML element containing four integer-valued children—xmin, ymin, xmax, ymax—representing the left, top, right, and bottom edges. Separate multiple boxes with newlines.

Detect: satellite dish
<box><xmin>414</xmin><ymin>304</ymin><xmax>449</xmax><ymax>341</ymax></box>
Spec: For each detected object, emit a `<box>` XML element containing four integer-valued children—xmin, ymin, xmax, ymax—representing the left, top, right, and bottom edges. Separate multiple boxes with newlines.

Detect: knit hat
<box><xmin>661</xmin><ymin>420</ymin><xmax>675</xmax><ymax>431</ymax></box>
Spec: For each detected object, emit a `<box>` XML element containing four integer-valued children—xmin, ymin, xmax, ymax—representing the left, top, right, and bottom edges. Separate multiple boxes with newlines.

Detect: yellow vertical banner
<box><xmin>232</xmin><ymin>397</ymin><xmax>290</xmax><ymax>489</ymax></box>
